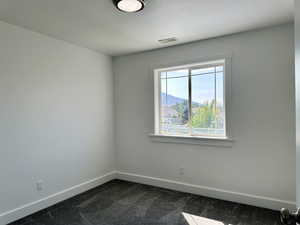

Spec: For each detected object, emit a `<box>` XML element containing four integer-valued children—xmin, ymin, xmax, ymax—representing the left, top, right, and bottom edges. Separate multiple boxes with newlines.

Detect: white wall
<box><xmin>0</xmin><ymin>21</ymin><xmax>115</xmax><ymax>223</ymax></box>
<box><xmin>113</xmin><ymin>24</ymin><xmax>296</xmax><ymax>209</ymax></box>
<box><xmin>295</xmin><ymin>0</ymin><xmax>300</xmax><ymax>207</ymax></box>
<box><xmin>0</xmin><ymin>20</ymin><xmax>295</xmax><ymax>224</ymax></box>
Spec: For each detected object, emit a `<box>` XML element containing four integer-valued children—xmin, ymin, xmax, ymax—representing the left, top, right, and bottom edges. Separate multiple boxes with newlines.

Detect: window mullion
<box><xmin>214</xmin><ymin>67</ymin><xmax>217</xmax><ymax>132</ymax></box>
<box><xmin>188</xmin><ymin>68</ymin><xmax>192</xmax><ymax>136</ymax></box>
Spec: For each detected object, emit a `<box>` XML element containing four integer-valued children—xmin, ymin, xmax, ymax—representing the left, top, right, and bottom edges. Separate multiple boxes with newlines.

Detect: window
<box><xmin>154</xmin><ymin>59</ymin><xmax>229</xmax><ymax>139</ymax></box>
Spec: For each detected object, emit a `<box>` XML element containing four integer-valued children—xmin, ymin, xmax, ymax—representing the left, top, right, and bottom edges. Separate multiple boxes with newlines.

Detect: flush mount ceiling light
<box><xmin>113</xmin><ymin>0</ymin><xmax>145</xmax><ymax>13</ymax></box>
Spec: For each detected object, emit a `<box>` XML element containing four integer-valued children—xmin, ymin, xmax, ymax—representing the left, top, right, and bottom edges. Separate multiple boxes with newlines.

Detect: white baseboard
<box><xmin>0</xmin><ymin>171</ymin><xmax>117</xmax><ymax>225</ymax></box>
<box><xmin>117</xmin><ymin>171</ymin><xmax>296</xmax><ymax>211</ymax></box>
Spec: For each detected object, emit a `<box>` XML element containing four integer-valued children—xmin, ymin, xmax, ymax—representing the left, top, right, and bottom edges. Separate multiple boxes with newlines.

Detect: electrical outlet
<box><xmin>36</xmin><ymin>180</ymin><xmax>44</xmax><ymax>191</ymax></box>
<box><xmin>179</xmin><ymin>167</ymin><xmax>185</xmax><ymax>176</ymax></box>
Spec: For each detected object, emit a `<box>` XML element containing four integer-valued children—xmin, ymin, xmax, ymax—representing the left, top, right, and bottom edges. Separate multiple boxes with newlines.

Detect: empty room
<box><xmin>0</xmin><ymin>0</ymin><xmax>299</xmax><ymax>224</ymax></box>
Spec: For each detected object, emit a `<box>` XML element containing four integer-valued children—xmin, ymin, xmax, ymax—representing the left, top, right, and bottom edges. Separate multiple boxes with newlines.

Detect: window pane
<box><xmin>191</xmin><ymin>74</ymin><xmax>215</xmax><ymax>136</ymax></box>
<box><xmin>166</xmin><ymin>69</ymin><xmax>188</xmax><ymax>78</ymax></box>
<box><xmin>191</xmin><ymin>69</ymin><xmax>225</xmax><ymax>137</ymax></box>
<box><xmin>191</xmin><ymin>67</ymin><xmax>215</xmax><ymax>75</ymax></box>
<box><xmin>216</xmin><ymin>72</ymin><xmax>225</xmax><ymax>136</ymax></box>
<box><xmin>216</xmin><ymin>66</ymin><xmax>223</xmax><ymax>72</ymax></box>
<box><xmin>161</xmin><ymin>77</ymin><xmax>167</xmax><ymax>105</ymax></box>
<box><xmin>161</xmin><ymin>72</ymin><xmax>167</xmax><ymax>79</ymax></box>
<box><xmin>158</xmin><ymin>62</ymin><xmax>226</xmax><ymax>138</ymax></box>
<box><xmin>160</xmin><ymin>74</ymin><xmax>189</xmax><ymax>135</ymax></box>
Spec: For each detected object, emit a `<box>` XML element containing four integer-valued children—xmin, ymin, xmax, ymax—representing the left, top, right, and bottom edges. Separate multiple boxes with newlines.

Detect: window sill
<box><xmin>148</xmin><ymin>134</ymin><xmax>234</xmax><ymax>147</ymax></box>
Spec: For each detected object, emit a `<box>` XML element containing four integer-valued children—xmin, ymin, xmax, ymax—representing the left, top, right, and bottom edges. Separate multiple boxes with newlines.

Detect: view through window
<box><xmin>157</xmin><ymin>60</ymin><xmax>226</xmax><ymax>137</ymax></box>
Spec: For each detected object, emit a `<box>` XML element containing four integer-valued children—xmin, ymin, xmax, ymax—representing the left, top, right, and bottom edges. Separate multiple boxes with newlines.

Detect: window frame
<box><xmin>153</xmin><ymin>56</ymin><xmax>232</xmax><ymax>142</ymax></box>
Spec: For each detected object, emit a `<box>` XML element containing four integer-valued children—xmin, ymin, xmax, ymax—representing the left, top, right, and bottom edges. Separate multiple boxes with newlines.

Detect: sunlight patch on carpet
<box><xmin>182</xmin><ymin>212</ymin><xmax>230</xmax><ymax>225</ymax></box>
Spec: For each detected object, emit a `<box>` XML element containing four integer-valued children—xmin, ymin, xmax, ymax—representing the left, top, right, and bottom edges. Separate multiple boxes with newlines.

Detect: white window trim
<box><xmin>150</xmin><ymin>54</ymin><xmax>233</xmax><ymax>146</ymax></box>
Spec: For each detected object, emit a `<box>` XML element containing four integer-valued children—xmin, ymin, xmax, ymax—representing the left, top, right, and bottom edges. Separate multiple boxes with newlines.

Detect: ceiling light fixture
<box><xmin>113</xmin><ymin>0</ymin><xmax>145</xmax><ymax>13</ymax></box>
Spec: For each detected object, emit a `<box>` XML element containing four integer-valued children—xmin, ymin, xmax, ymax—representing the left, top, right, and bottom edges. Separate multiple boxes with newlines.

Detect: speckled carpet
<box><xmin>9</xmin><ymin>180</ymin><xmax>281</xmax><ymax>225</ymax></box>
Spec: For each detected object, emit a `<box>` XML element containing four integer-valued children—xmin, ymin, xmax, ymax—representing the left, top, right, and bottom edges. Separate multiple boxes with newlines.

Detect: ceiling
<box><xmin>0</xmin><ymin>0</ymin><xmax>294</xmax><ymax>56</ymax></box>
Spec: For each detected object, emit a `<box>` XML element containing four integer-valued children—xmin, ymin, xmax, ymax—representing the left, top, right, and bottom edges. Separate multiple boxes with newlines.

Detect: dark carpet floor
<box><xmin>9</xmin><ymin>180</ymin><xmax>282</xmax><ymax>225</ymax></box>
